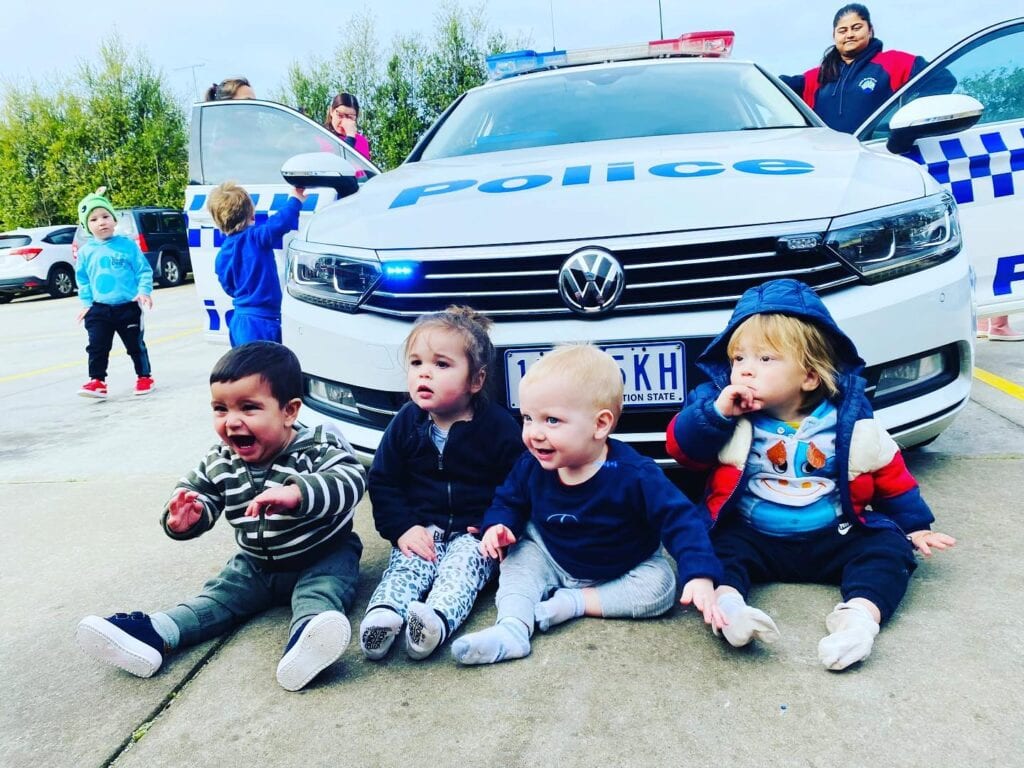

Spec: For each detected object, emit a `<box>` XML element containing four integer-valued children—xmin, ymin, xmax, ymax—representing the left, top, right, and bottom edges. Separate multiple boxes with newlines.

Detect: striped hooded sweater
<box><xmin>161</xmin><ymin>425</ymin><xmax>366</xmax><ymax>568</ymax></box>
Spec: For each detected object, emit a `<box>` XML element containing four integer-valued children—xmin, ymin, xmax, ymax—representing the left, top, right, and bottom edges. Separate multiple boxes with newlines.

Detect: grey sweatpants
<box><xmin>165</xmin><ymin>534</ymin><xmax>362</xmax><ymax>647</ymax></box>
<box><xmin>495</xmin><ymin>524</ymin><xmax>676</xmax><ymax>634</ymax></box>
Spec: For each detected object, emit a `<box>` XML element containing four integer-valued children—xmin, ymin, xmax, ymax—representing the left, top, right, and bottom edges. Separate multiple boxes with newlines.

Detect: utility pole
<box><xmin>658</xmin><ymin>0</ymin><xmax>664</xmax><ymax>39</ymax></box>
<box><xmin>549</xmin><ymin>0</ymin><xmax>557</xmax><ymax>50</ymax></box>
<box><xmin>174</xmin><ymin>63</ymin><xmax>205</xmax><ymax>102</ymax></box>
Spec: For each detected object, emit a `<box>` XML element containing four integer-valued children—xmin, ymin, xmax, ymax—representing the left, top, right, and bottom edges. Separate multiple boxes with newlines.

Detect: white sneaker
<box><xmin>276</xmin><ymin>611</ymin><xmax>350</xmax><ymax>691</ymax></box>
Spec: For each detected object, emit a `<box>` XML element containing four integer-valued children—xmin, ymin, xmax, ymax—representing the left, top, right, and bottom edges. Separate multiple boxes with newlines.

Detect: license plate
<box><xmin>504</xmin><ymin>341</ymin><xmax>686</xmax><ymax>409</ymax></box>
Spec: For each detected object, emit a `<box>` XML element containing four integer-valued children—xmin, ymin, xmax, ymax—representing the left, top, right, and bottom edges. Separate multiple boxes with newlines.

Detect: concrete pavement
<box><xmin>1</xmin><ymin>292</ymin><xmax>1022</xmax><ymax>767</ymax></box>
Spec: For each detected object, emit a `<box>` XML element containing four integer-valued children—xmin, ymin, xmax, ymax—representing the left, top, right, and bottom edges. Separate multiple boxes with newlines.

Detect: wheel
<box><xmin>47</xmin><ymin>264</ymin><xmax>76</xmax><ymax>299</ymax></box>
<box><xmin>159</xmin><ymin>253</ymin><xmax>184</xmax><ymax>287</ymax></box>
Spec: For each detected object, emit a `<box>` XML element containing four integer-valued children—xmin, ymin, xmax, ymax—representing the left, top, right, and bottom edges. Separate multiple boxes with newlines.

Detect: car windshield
<box><xmin>419</xmin><ymin>60</ymin><xmax>809</xmax><ymax>160</ymax></box>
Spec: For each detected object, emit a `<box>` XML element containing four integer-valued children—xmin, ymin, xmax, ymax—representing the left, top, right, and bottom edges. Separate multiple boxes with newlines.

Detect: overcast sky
<box><xmin>4</xmin><ymin>1</ymin><xmax>1017</xmax><ymax>105</ymax></box>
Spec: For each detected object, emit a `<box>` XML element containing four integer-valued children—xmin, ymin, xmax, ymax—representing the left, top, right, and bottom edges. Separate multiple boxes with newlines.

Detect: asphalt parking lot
<box><xmin>1</xmin><ymin>285</ymin><xmax>1022</xmax><ymax>767</ymax></box>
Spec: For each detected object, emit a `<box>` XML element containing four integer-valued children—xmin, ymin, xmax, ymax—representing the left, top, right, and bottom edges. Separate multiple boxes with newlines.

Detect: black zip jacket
<box><xmin>369</xmin><ymin>400</ymin><xmax>525</xmax><ymax>545</ymax></box>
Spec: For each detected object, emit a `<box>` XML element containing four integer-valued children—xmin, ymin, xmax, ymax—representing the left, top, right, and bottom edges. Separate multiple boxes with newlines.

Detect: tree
<box><xmin>0</xmin><ymin>35</ymin><xmax>187</xmax><ymax>229</ymax></box>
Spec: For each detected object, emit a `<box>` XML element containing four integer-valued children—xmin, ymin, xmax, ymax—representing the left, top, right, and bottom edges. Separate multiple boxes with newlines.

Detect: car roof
<box><xmin>0</xmin><ymin>224</ymin><xmax>77</xmax><ymax>237</ymax></box>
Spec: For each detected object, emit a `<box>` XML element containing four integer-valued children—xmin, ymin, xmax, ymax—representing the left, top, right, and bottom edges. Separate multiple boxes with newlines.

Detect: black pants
<box><xmin>713</xmin><ymin>518</ymin><xmax>917</xmax><ymax>623</ymax></box>
<box><xmin>83</xmin><ymin>301</ymin><xmax>151</xmax><ymax>380</ymax></box>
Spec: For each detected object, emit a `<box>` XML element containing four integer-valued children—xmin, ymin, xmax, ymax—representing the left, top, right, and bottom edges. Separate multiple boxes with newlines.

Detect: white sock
<box><xmin>818</xmin><ymin>602</ymin><xmax>879</xmax><ymax>671</ymax></box>
<box><xmin>451</xmin><ymin>619</ymin><xmax>531</xmax><ymax>665</ymax></box>
<box><xmin>359</xmin><ymin>607</ymin><xmax>404</xmax><ymax>661</ymax></box>
<box><xmin>535</xmin><ymin>589</ymin><xmax>585</xmax><ymax>632</ymax></box>
<box><xmin>150</xmin><ymin>612</ymin><xmax>181</xmax><ymax>650</ymax></box>
<box><xmin>717</xmin><ymin>592</ymin><xmax>781</xmax><ymax>647</ymax></box>
<box><xmin>405</xmin><ymin>601</ymin><xmax>447</xmax><ymax>660</ymax></box>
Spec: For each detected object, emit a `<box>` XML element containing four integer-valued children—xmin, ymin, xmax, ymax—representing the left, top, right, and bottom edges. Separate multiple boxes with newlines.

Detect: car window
<box><xmin>860</xmin><ymin>22</ymin><xmax>1024</xmax><ymax>142</ymax></box>
<box><xmin>139</xmin><ymin>212</ymin><xmax>161</xmax><ymax>233</ymax></box>
<box><xmin>199</xmin><ymin>102</ymin><xmax>375</xmax><ymax>185</ymax></box>
<box><xmin>419</xmin><ymin>61</ymin><xmax>810</xmax><ymax>160</ymax></box>
<box><xmin>0</xmin><ymin>235</ymin><xmax>31</xmax><ymax>250</ymax></box>
<box><xmin>45</xmin><ymin>228</ymin><xmax>76</xmax><ymax>245</ymax></box>
<box><xmin>161</xmin><ymin>213</ymin><xmax>185</xmax><ymax>234</ymax></box>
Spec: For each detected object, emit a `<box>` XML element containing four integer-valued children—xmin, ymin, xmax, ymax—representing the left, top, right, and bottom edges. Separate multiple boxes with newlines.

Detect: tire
<box><xmin>48</xmin><ymin>264</ymin><xmax>77</xmax><ymax>299</ymax></box>
<box><xmin>159</xmin><ymin>253</ymin><xmax>184</xmax><ymax>287</ymax></box>
<box><xmin>0</xmin><ymin>294</ymin><xmax>14</xmax><ymax>304</ymax></box>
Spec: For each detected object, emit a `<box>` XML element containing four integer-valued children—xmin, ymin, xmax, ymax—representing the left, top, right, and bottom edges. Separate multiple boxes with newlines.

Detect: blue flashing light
<box><xmin>383</xmin><ymin>262</ymin><xmax>417</xmax><ymax>280</ymax></box>
<box><xmin>486</xmin><ymin>49</ymin><xmax>567</xmax><ymax>79</ymax></box>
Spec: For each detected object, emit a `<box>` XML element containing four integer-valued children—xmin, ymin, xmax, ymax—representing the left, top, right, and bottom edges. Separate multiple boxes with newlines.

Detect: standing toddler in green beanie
<box><xmin>75</xmin><ymin>187</ymin><xmax>155</xmax><ymax>398</ymax></box>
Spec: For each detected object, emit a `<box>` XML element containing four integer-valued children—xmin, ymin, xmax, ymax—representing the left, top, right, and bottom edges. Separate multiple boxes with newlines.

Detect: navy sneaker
<box><xmin>276</xmin><ymin>611</ymin><xmax>350</xmax><ymax>692</ymax></box>
<box><xmin>76</xmin><ymin>612</ymin><xmax>165</xmax><ymax>678</ymax></box>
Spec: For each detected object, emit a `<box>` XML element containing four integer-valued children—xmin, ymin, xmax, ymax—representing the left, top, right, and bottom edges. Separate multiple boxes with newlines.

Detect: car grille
<box><xmin>364</xmin><ymin>224</ymin><xmax>857</xmax><ymax>319</ymax></box>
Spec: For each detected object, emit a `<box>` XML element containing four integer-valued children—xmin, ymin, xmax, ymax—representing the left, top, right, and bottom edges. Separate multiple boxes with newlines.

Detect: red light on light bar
<box><xmin>649</xmin><ymin>30</ymin><xmax>735</xmax><ymax>58</ymax></box>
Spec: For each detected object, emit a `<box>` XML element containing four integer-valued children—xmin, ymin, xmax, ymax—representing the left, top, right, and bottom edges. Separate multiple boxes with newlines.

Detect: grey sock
<box><xmin>150</xmin><ymin>612</ymin><xmax>180</xmax><ymax>650</ymax></box>
<box><xmin>535</xmin><ymin>588</ymin><xmax>585</xmax><ymax>632</ymax></box>
<box><xmin>405</xmin><ymin>601</ymin><xmax>447</xmax><ymax>660</ymax></box>
<box><xmin>359</xmin><ymin>607</ymin><xmax>404</xmax><ymax>661</ymax></box>
<box><xmin>451</xmin><ymin>619</ymin><xmax>531</xmax><ymax>665</ymax></box>
<box><xmin>818</xmin><ymin>602</ymin><xmax>879</xmax><ymax>671</ymax></box>
<box><xmin>717</xmin><ymin>592</ymin><xmax>780</xmax><ymax>647</ymax></box>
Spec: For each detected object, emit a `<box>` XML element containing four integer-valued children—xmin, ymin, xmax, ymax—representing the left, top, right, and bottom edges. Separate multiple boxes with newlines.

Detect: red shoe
<box><xmin>78</xmin><ymin>379</ymin><xmax>108</xmax><ymax>398</ymax></box>
<box><xmin>134</xmin><ymin>376</ymin><xmax>155</xmax><ymax>396</ymax></box>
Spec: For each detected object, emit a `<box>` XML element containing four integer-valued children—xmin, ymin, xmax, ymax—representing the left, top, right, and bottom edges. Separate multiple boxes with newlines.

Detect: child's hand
<box><xmin>135</xmin><ymin>293</ymin><xmax>153</xmax><ymax>310</ymax></box>
<box><xmin>291</xmin><ymin>186</ymin><xmax>308</xmax><ymax>202</ymax></box>
<box><xmin>167</xmin><ymin>489</ymin><xmax>204</xmax><ymax>533</ymax></box>
<box><xmin>909</xmin><ymin>529</ymin><xmax>956</xmax><ymax>556</ymax></box>
<box><xmin>715</xmin><ymin>384</ymin><xmax>761</xmax><ymax>418</ymax></box>
<box><xmin>76</xmin><ymin>307</ymin><xmax>90</xmax><ymax>324</ymax></box>
<box><xmin>245</xmin><ymin>485</ymin><xmax>302</xmax><ymax>518</ymax></box>
<box><xmin>480</xmin><ymin>524</ymin><xmax>517</xmax><ymax>561</ymax></box>
<box><xmin>680</xmin><ymin>578</ymin><xmax>727</xmax><ymax>631</ymax></box>
<box><xmin>398</xmin><ymin>525</ymin><xmax>437</xmax><ymax>562</ymax></box>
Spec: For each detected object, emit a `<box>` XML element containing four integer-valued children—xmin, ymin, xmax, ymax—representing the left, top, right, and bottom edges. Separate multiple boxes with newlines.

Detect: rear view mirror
<box><xmin>886</xmin><ymin>94</ymin><xmax>983</xmax><ymax>155</ymax></box>
<box><xmin>281</xmin><ymin>152</ymin><xmax>360</xmax><ymax>199</ymax></box>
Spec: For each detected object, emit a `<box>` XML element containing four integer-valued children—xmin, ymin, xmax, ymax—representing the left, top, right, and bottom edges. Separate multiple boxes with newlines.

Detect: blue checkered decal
<box><xmin>186</xmin><ymin>192</ymin><xmax>319</xmax><ymax>248</ymax></box>
<box><xmin>905</xmin><ymin>126</ymin><xmax>1024</xmax><ymax>205</ymax></box>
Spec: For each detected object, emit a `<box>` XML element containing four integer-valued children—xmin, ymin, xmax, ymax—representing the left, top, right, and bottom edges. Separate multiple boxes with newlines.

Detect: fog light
<box><xmin>308</xmin><ymin>378</ymin><xmax>359</xmax><ymax>414</ymax></box>
<box><xmin>875</xmin><ymin>353</ymin><xmax>945</xmax><ymax>398</ymax></box>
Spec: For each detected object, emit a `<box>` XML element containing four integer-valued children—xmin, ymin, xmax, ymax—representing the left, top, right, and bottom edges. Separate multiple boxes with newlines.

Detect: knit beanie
<box><xmin>77</xmin><ymin>187</ymin><xmax>117</xmax><ymax>230</ymax></box>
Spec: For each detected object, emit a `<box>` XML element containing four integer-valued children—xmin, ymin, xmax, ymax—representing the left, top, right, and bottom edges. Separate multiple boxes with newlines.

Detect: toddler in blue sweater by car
<box><xmin>208</xmin><ymin>181</ymin><xmax>306</xmax><ymax>346</ymax></box>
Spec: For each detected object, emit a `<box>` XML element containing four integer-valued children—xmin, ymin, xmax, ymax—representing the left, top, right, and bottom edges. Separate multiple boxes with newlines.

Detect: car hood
<box><xmin>303</xmin><ymin>128</ymin><xmax>927</xmax><ymax>251</ymax></box>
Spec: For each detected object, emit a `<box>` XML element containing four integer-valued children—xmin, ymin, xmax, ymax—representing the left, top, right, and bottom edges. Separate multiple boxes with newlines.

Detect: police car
<box><xmin>186</xmin><ymin>21</ymin><xmax>1024</xmax><ymax>465</ymax></box>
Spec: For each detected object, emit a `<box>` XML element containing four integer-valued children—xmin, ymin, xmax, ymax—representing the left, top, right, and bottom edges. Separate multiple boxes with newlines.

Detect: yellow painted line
<box><xmin>974</xmin><ymin>367</ymin><xmax>1024</xmax><ymax>401</ymax></box>
<box><xmin>0</xmin><ymin>326</ymin><xmax>202</xmax><ymax>383</ymax></box>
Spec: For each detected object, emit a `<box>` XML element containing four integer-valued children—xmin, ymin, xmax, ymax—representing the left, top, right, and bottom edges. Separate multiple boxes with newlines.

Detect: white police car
<box><xmin>186</xmin><ymin>22</ymin><xmax>1024</xmax><ymax>464</ymax></box>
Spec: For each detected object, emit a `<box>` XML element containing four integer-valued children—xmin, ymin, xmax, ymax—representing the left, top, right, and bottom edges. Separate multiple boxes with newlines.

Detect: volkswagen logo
<box><xmin>558</xmin><ymin>248</ymin><xmax>625</xmax><ymax>315</ymax></box>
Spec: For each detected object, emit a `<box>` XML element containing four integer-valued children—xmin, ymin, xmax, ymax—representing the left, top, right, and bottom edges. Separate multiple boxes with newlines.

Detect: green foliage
<box><xmin>0</xmin><ymin>35</ymin><xmax>187</xmax><ymax>230</ymax></box>
<box><xmin>958</xmin><ymin>65</ymin><xmax>1024</xmax><ymax>124</ymax></box>
<box><xmin>281</xmin><ymin>2</ymin><xmax>524</xmax><ymax>170</ymax></box>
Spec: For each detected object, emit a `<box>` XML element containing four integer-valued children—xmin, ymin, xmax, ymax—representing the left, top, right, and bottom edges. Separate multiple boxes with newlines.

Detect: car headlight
<box><xmin>286</xmin><ymin>242</ymin><xmax>382</xmax><ymax>312</ymax></box>
<box><xmin>824</xmin><ymin>192</ymin><xmax>961</xmax><ymax>283</ymax></box>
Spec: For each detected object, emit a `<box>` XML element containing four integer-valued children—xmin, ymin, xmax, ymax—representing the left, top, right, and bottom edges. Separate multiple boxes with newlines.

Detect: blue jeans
<box><xmin>165</xmin><ymin>534</ymin><xmax>362</xmax><ymax>647</ymax></box>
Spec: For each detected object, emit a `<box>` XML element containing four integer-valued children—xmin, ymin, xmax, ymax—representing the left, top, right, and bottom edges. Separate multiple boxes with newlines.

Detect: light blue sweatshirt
<box><xmin>76</xmin><ymin>235</ymin><xmax>153</xmax><ymax>307</ymax></box>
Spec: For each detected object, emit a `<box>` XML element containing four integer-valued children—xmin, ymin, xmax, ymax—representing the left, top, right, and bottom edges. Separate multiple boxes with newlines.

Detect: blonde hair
<box><xmin>404</xmin><ymin>305</ymin><xmax>495</xmax><ymax>405</ymax></box>
<box><xmin>727</xmin><ymin>314</ymin><xmax>839</xmax><ymax>401</ymax></box>
<box><xmin>208</xmin><ymin>182</ymin><xmax>254</xmax><ymax>235</ymax></box>
<box><xmin>521</xmin><ymin>344</ymin><xmax>623</xmax><ymax>422</ymax></box>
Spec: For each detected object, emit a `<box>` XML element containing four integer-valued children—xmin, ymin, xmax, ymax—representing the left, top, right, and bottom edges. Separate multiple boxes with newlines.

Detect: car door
<box><xmin>187</xmin><ymin>99</ymin><xmax>380</xmax><ymax>343</ymax></box>
<box><xmin>856</xmin><ymin>18</ymin><xmax>1024</xmax><ymax>318</ymax></box>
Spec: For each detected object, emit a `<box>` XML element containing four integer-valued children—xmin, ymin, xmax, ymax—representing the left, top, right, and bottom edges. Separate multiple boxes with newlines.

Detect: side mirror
<box><xmin>281</xmin><ymin>152</ymin><xmax>360</xmax><ymax>199</ymax></box>
<box><xmin>886</xmin><ymin>94</ymin><xmax>983</xmax><ymax>155</ymax></box>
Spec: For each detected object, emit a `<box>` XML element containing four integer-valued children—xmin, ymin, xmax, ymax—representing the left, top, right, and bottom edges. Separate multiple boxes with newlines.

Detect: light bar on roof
<box><xmin>485</xmin><ymin>31</ymin><xmax>734</xmax><ymax>80</ymax></box>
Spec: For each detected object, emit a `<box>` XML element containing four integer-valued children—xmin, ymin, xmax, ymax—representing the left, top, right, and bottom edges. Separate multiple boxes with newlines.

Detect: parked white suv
<box><xmin>187</xmin><ymin>22</ymin><xmax>1024</xmax><ymax>463</ymax></box>
<box><xmin>0</xmin><ymin>224</ymin><xmax>78</xmax><ymax>302</ymax></box>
